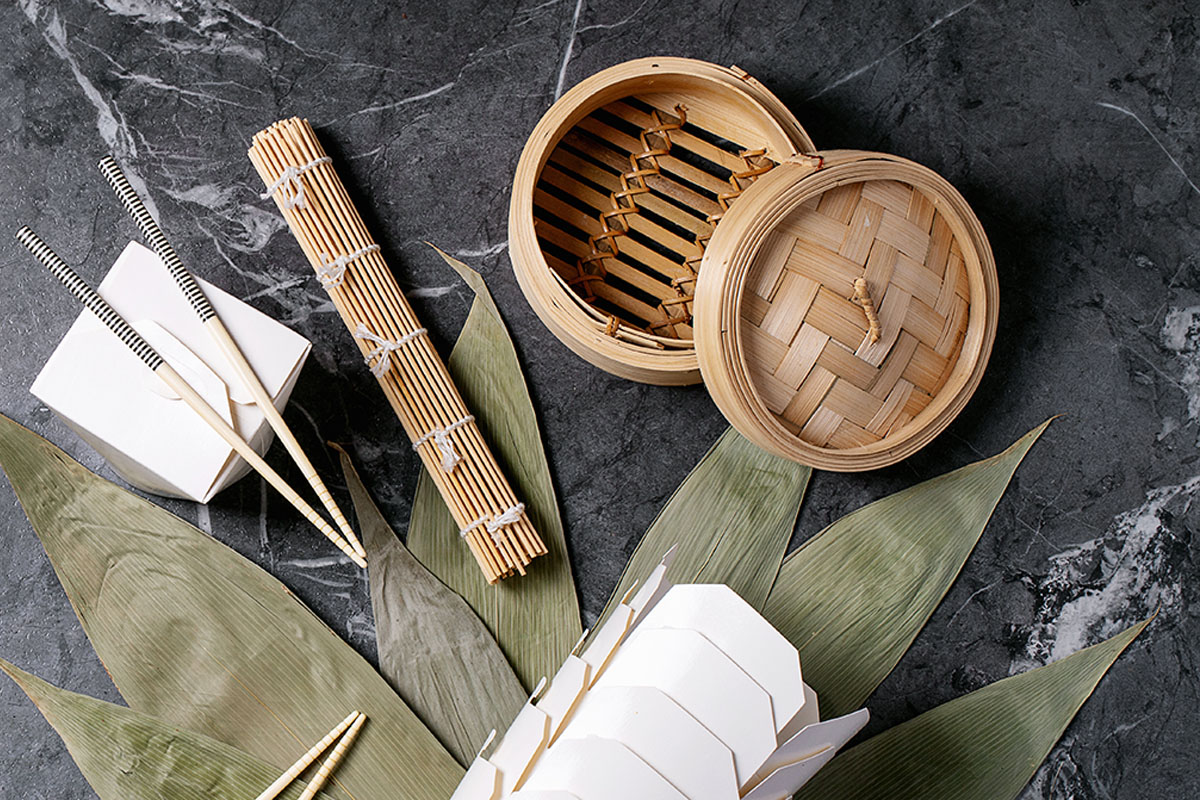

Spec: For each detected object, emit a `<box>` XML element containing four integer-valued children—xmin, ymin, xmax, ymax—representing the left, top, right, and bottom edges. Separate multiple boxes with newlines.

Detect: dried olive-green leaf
<box><xmin>406</xmin><ymin>247</ymin><xmax>581</xmax><ymax>690</ymax></box>
<box><xmin>0</xmin><ymin>659</ymin><xmax>335</xmax><ymax>800</ymax></box>
<box><xmin>763</xmin><ymin>420</ymin><xmax>1052</xmax><ymax>717</ymax></box>
<box><xmin>0</xmin><ymin>413</ymin><xmax>462</xmax><ymax>800</ymax></box>
<box><xmin>335</xmin><ymin>443</ymin><xmax>525</xmax><ymax>766</ymax></box>
<box><xmin>598</xmin><ymin>428</ymin><xmax>810</xmax><ymax>627</ymax></box>
<box><xmin>796</xmin><ymin>617</ymin><xmax>1150</xmax><ymax>800</ymax></box>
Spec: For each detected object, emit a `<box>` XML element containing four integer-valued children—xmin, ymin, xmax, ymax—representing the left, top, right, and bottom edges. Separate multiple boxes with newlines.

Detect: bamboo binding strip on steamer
<box><xmin>250</xmin><ymin>118</ymin><xmax>545</xmax><ymax>583</ymax></box>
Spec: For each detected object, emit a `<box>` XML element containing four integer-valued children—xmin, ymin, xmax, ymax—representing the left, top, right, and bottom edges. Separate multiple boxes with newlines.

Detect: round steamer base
<box><xmin>510</xmin><ymin>57</ymin><xmax>815</xmax><ymax>385</ymax></box>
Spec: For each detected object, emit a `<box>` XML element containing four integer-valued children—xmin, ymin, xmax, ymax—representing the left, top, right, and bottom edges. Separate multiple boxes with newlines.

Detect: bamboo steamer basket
<box><xmin>510</xmin><ymin>58</ymin><xmax>998</xmax><ymax>471</ymax></box>
<box><xmin>510</xmin><ymin>57</ymin><xmax>814</xmax><ymax>385</ymax></box>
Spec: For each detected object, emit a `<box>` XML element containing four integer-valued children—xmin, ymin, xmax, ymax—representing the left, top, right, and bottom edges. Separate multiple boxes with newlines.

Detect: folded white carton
<box><xmin>452</xmin><ymin>550</ymin><xmax>869</xmax><ymax>800</ymax></box>
<box><xmin>30</xmin><ymin>241</ymin><xmax>312</xmax><ymax>503</ymax></box>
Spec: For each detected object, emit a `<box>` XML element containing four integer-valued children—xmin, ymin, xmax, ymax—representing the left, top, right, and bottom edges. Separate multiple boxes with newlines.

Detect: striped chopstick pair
<box><xmin>253</xmin><ymin>710</ymin><xmax>366</xmax><ymax>800</ymax></box>
<box><xmin>15</xmin><ymin>158</ymin><xmax>367</xmax><ymax>568</ymax></box>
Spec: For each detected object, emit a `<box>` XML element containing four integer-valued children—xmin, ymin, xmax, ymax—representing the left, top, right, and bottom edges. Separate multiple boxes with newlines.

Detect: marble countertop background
<box><xmin>0</xmin><ymin>1</ymin><xmax>1197</xmax><ymax>797</ymax></box>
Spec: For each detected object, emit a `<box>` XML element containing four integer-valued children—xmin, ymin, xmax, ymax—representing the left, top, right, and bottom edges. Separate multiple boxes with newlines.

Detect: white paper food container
<box><xmin>451</xmin><ymin>549</ymin><xmax>869</xmax><ymax>800</ymax></box>
<box><xmin>30</xmin><ymin>241</ymin><xmax>312</xmax><ymax>503</ymax></box>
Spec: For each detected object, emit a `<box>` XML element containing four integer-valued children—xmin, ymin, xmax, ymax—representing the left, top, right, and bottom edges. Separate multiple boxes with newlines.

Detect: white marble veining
<box><xmin>1</xmin><ymin>1</ymin><xmax>1198</xmax><ymax>798</ymax></box>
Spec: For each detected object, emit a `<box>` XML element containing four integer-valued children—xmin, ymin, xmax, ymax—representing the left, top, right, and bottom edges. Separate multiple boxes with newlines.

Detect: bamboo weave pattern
<box><xmin>683</xmin><ymin>148</ymin><xmax>776</xmax><ymax>285</ymax></box>
<box><xmin>740</xmin><ymin>179</ymin><xmax>971</xmax><ymax>450</ymax></box>
<box><xmin>569</xmin><ymin>105</ymin><xmax>689</xmax><ymax>336</ymax></box>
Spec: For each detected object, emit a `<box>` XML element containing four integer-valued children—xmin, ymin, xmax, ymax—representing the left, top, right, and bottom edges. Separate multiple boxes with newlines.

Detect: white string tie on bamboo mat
<box><xmin>459</xmin><ymin>515</ymin><xmax>487</xmax><ymax>540</ymax></box>
<box><xmin>413</xmin><ymin>414</ymin><xmax>474</xmax><ymax>471</ymax></box>
<box><xmin>459</xmin><ymin>503</ymin><xmax>526</xmax><ymax>542</ymax></box>
<box><xmin>353</xmin><ymin>323</ymin><xmax>427</xmax><ymax>377</ymax></box>
<box><xmin>260</xmin><ymin>156</ymin><xmax>332</xmax><ymax>209</ymax></box>
<box><xmin>317</xmin><ymin>244</ymin><xmax>380</xmax><ymax>289</ymax></box>
<box><xmin>487</xmin><ymin>503</ymin><xmax>525</xmax><ymax>542</ymax></box>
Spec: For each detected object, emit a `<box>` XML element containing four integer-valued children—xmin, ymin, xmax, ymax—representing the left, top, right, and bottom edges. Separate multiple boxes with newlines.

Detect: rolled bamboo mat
<box><xmin>249</xmin><ymin>117</ymin><xmax>545</xmax><ymax>583</ymax></box>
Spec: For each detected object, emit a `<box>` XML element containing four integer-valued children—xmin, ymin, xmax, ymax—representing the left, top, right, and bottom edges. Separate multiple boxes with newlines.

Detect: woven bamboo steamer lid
<box><xmin>509</xmin><ymin>57</ymin><xmax>815</xmax><ymax>385</ymax></box>
<box><xmin>693</xmin><ymin>150</ymin><xmax>998</xmax><ymax>471</ymax></box>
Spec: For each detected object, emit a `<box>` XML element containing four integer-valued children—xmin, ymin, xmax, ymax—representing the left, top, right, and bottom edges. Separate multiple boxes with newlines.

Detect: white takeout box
<box><xmin>451</xmin><ymin>550</ymin><xmax>870</xmax><ymax>800</ymax></box>
<box><xmin>30</xmin><ymin>241</ymin><xmax>312</xmax><ymax>503</ymax></box>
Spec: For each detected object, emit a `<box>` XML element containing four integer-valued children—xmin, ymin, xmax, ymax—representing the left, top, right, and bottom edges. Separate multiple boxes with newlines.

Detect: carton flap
<box><xmin>559</xmin><ymin>685</ymin><xmax>737</xmax><ymax>800</ymax></box>
<box><xmin>489</xmin><ymin>701</ymin><xmax>551</xmax><ymax>795</ymax></box>
<box><xmin>594</xmin><ymin>627</ymin><xmax>776</xmax><ymax>787</ymax></box>
<box><xmin>636</xmin><ymin>584</ymin><xmax>806</xmax><ymax>736</ymax></box>
<box><xmin>536</xmin><ymin>655</ymin><xmax>590</xmax><ymax>743</ymax></box>
<box><xmin>450</xmin><ymin>758</ymin><xmax>501</xmax><ymax>800</ymax></box>
<box><xmin>777</xmin><ymin>682</ymin><xmax>820</xmax><ymax>742</ymax></box>
<box><xmin>32</xmin><ymin>323</ymin><xmax>233</xmax><ymax>500</ymax></box>
<box><xmin>740</xmin><ymin>746</ymin><xmax>838</xmax><ymax>800</ymax></box>
<box><xmin>519</xmin><ymin>737</ymin><xmax>685</xmax><ymax>800</ymax></box>
<box><xmin>742</xmin><ymin>708</ymin><xmax>869</xmax><ymax>794</ymax></box>
<box><xmin>578</xmin><ymin>604</ymin><xmax>634</xmax><ymax>685</ymax></box>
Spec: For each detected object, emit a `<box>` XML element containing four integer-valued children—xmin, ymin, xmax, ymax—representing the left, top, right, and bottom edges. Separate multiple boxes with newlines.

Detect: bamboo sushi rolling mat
<box><xmin>250</xmin><ymin>117</ymin><xmax>545</xmax><ymax>583</ymax></box>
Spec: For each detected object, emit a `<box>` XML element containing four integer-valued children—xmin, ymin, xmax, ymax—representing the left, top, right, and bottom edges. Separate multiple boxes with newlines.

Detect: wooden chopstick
<box><xmin>14</xmin><ymin>226</ymin><xmax>366</xmax><ymax>569</ymax></box>
<box><xmin>96</xmin><ymin>156</ymin><xmax>366</xmax><ymax>562</ymax></box>
<box><xmin>252</xmin><ymin>710</ymin><xmax>360</xmax><ymax>800</ymax></box>
<box><xmin>296</xmin><ymin>711</ymin><xmax>366</xmax><ymax>800</ymax></box>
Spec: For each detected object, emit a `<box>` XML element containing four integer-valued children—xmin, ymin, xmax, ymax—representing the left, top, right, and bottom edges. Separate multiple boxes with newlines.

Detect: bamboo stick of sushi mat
<box><xmin>249</xmin><ymin>117</ymin><xmax>545</xmax><ymax>583</ymax></box>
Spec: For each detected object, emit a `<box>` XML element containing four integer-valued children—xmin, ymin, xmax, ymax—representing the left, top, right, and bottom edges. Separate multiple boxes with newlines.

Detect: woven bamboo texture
<box><xmin>250</xmin><ymin>118</ymin><xmax>545</xmax><ymax>582</ymax></box>
<box><xmin>694</xmin><ymin>151</ymin><xmax>998</xmax><ymax>471</ymax></box>
<box><xmin>511</xmin><ymin>57</ymin><xmax>814</xmax><ymax>385</ymax></box>
<box><xmin>739</xmin><ymin>179</ymin><xmax>971</xmax><ymax>449</ymax></box>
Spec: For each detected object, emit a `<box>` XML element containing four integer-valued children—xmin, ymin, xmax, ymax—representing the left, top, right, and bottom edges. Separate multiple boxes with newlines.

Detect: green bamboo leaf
<box><xmin>763</xmin><ymin>419</ymin><xmax>1053</xmax><ymax>717</ymax></box>
<box><xmin>406</xmin><ymin>246</ymin><xmax>581</xmax><ymax>690</ymax></box>
<box><xmin>796</xmin><ymin>617</ymin><xmax>1150</xmax><ymax>800</ymax></box>
<box><xmin>334</xmin><ymin>443</ymin><xmax>525</xmax><ymax>767</ymax></box>
<box><xmin>0</xmin><ymin>413</ymin><xmax>462</xmax><ymax>800</ymax></box>
<box><xmin>0</xmin><ymin>658</ymin><xmax>336</xmax><ymax>800</ymax></box>
<box><xmin>598</xmin><ymin>428</ymin><xmax>811</xmax><ymax>627</ymax></box>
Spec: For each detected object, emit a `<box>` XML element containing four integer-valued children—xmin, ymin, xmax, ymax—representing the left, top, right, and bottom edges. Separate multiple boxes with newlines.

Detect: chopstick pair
<box><xmin>97</xmin><ymin>157</ymin><xmax>365</xmax><ymax>564</ymax></box>
<box><xmin>253</xmin><ymin>710</ymin><xmax>366</xmax><ymax>800</ymax></box>
<box><xmin>15</xmin><ymin>158</ymin><xmax>366</xmax><ymax>568</ymax></box>
<box><xmin>15</xmin><ymin>225</ymin><xmax>365</xmax><ymax>568</ymax></box>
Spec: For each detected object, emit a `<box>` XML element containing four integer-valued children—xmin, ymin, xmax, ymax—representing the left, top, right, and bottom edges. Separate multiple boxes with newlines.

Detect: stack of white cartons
<box><xmin>451</xmin><ymin>550</ymin><xmax>868</xmax><ymax>800</ymax></box>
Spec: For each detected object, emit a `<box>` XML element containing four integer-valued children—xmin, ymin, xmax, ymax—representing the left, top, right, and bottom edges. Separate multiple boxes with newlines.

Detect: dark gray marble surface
<box><xmin>0</xmin><ymin>0</ymin><xmax>1196</xmax><ymax>797</ymax></box>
